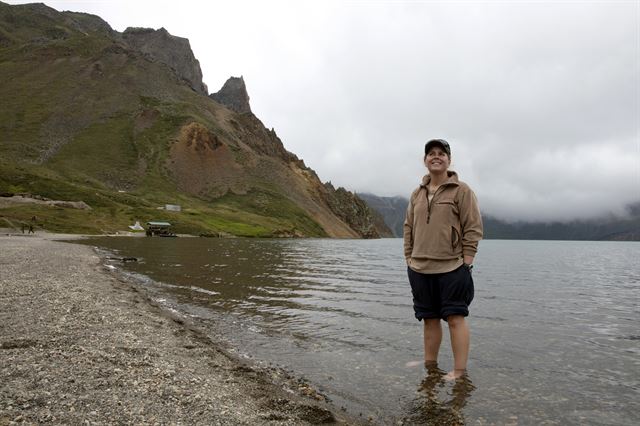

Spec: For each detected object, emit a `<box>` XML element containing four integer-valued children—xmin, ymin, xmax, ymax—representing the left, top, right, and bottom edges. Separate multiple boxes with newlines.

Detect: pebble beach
<box><xmin>0</xmin><ymin>234</ymin><xmax>355</xmax><ymax>425</ymax></box>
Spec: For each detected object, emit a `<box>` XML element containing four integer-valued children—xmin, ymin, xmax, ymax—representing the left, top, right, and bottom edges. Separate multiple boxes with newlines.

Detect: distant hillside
<box><xmin>362</xmin><ymin>194</ymin><xmax>640</xmax><ymax>241</ymax></box>
<box><xmin>0</xmin><ymin>1</ymin><xmax>389</xmax><ymax>238</ymax></box>
<box><xmin>358</xmin><ymin>193</ymin><xmax>407</xmax><ymax>237</ymax></box>
<box><xmin>482</xmin><ymin>211</ymin><xmax>640</xmax><ymax>241</ymax></box>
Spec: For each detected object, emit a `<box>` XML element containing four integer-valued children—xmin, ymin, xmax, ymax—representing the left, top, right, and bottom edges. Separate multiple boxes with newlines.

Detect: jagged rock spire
<box><xmin>210</xmin><ymin>76</ymin><xmax>252</xmax><ymax>114</ymax></box>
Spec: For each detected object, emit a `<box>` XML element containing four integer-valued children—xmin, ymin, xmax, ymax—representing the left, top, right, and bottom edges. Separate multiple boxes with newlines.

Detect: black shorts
<box><xmin>407</xmin><ymin>264</ymin><xmax>474</xmax><ymax>320</ymax></box>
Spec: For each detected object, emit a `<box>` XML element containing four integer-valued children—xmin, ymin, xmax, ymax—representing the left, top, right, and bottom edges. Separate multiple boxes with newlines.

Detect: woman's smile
<box><xmin>425</xmin><ymin>148</ymin><xmax>450</xmax><ymax>173</ymax></box>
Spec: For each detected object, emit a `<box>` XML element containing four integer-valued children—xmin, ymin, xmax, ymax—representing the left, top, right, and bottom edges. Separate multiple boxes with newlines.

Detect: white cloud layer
<box><xmin>8</xmin><ymin>0</ymin><xmax>640</xmax><ymax>221</ymax></box>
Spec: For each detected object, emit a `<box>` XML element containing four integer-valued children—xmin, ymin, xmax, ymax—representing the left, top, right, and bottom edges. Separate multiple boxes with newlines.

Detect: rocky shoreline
<box><xmin>0</xmin><ymin>234</ymin><xmax>359</xmax><ymax>425</ymax></box>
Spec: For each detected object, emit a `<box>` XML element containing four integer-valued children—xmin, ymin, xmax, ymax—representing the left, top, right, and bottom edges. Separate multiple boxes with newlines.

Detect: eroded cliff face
<box><xmin>165</xmin><ymin>84</ymin><xmax>364</xmax><ymax>238</ymax></box>
<box><xmin>122</xmin><ymin>27</ymin><xmax>208</xmax><ymax>95</ymax></box>
<box><xmin>0</xmin><ymin>2</ymin><xmax>390</xmax><ymax>238</ymax></box>
<box><xmin>197</xmin><ymin>76</ymin><xmax>392</xmax><ymax>238</ymax></box>
<box><xmin>323</xmin><ymin>183</ymin><xmax>393</xmax><ymax>238</ymax></box>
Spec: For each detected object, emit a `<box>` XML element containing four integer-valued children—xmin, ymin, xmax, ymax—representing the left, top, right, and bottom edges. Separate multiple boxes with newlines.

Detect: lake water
<box><xmin>79</xmin><ymin>237</ymin><xmax>640</xmax><ymax>425</ymax></box>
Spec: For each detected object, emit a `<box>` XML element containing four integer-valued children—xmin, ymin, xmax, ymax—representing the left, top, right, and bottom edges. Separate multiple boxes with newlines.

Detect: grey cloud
<box><xmin>11</xmin><ymin>0</ymin><xmax>638</xmax><ymax>221</ymax></box>
<box><xmin>251</xmin><ymin>2</ymin><xmax>639</xmax><ymax>221</ymax></box>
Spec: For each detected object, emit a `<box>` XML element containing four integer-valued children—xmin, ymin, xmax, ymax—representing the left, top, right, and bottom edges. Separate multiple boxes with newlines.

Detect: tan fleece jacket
<box><xmin>403</xmin><ymin>171</ymin><xmax>483</xmax><ymax>271</ymax></box>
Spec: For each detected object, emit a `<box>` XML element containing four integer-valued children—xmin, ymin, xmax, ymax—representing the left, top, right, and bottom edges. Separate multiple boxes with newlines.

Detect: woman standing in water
<box><xmin>404</xmin><ymin>139</ymin><xmax>483</xmax><ymax>380</ymax></box>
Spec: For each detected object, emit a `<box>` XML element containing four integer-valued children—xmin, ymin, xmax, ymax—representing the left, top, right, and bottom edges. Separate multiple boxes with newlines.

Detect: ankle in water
<box><xmin>445</xmin><ymin>369</ymin><xmax>467</xmax><ymax>380</ymax></box>
<box><xmin>424</xmin><ymin>362</ymin><xmax>445</xmax><ymax>377</ymax></box>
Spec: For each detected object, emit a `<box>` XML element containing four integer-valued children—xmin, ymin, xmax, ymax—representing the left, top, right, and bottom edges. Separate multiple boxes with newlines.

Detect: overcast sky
<box><xmin>7</xmin><ymin>0</ymin><xmax>640</xmax><ymax>222</ymax></box>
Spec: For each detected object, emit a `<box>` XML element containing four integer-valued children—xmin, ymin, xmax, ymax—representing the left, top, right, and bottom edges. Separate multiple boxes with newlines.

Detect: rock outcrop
<box><xmin>210</xmin><ymin>76</ymin><xmax>252</xmax><ymax>114</ymax></box>
<box><xmin>231</xmin><ymin>112</ymin><xmax>299</xmax><ymax>162</ymax></box>
<box><xmin>0</xmin><ymin>2</ymin><xmax>115</xmax><ymax>44</ymax></box>
<box><xmin>0</xmin><ymin>1</ymin><xmax>392</xmax><ymax>239</ymax></box>
<box><xmin>323</xmin><ymin>183</ymin><xmax>393</xmax><ymax>238</ymax></box>
<box><xmin>122</xmin><ymin>27</ymin><xmax>208</xmax><ymax>95</ymax></box>
<box><xmin>63</xmin><ymin>11</ymin><xmax>115</xmax><ymax>36</ymax></box>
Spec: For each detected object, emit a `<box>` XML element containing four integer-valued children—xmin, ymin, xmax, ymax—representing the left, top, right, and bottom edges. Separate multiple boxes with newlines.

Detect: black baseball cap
<box><xmin>424</xmin><ymin>139</ymin><xmax>451</xmax><ymax>156</ymax></box>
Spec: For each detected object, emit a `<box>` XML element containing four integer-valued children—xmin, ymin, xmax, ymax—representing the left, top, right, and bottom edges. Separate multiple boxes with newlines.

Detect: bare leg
<box><xmin>423</xmin><ymin>319</ymin><xmax>442</xmax><ymax>363</ymax></box>
<box><xmin>445</xmin><ymin>315</ymin><xmax>470</xmax><ymax>380</ymax></box>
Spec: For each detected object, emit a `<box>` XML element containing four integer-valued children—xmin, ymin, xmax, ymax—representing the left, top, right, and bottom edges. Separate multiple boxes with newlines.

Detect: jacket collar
<box><xmin>420</xmin><ymin>171</ymin><xmax>460</xmax><ymax>188</ymax></box>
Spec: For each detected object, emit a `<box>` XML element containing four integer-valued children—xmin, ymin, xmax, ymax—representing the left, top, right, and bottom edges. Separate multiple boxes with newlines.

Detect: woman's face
<box><xmin>424</xmin><ymin>147</ymin><xmax>451</xmax><ymax>174</ymax></box>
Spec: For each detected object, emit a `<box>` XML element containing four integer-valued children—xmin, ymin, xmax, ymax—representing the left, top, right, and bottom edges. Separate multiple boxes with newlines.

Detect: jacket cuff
<box><xmin>462</xmin><ymin>248</ymin><xmax>477</xmax><ymax>257</ymax></box>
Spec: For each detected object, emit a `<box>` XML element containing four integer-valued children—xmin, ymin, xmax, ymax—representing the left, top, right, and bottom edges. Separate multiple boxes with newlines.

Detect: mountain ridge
<box><xmin>0</xmin><ymin>1</ymin><xmax>391</xmax><ymax>238</ymax></box>
<box><xmin>361</xmin><ymin>194</ymin><xmax>640</xmax><ymax>241</ymax></box>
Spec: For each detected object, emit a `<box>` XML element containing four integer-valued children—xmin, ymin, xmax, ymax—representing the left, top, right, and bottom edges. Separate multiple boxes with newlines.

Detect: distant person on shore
<box><xmin>403</xmin><ymin>139</ymin><xmax>483</xmax><ymax>380</ymax></box>
<box><xmin>29</xmin><ymin>216</ymin><xmax>37</xmax><ymax>234</ymax></box>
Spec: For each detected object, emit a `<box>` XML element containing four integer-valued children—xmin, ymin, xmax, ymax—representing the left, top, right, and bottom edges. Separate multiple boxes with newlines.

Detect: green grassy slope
<box><xmin>0</xmin><ymin>2</ymin><xmax>384</xmax><ymax>237</ymax></box>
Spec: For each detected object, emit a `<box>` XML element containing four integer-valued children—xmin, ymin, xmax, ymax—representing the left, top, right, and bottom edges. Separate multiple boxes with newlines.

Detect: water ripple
<box><xmin>82</xmin><ymin>238</ymin><xmax>640</xmax><ymax>425</ymax></box>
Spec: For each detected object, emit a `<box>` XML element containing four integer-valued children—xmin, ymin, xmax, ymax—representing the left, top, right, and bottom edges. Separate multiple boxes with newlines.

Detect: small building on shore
<box><xmin>145</xmin><ymin>221</ymin><xmax>176</xmax><ymax>237</ymax></box>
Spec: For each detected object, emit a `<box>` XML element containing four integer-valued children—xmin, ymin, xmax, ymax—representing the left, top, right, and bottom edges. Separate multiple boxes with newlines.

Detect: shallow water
<box><xmin>80</xmin><ymin>237</ymin><xmax>640</xmax><ymax>424</ymax></box>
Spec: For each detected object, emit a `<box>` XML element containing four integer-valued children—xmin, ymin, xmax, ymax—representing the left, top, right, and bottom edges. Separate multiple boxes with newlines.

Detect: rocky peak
<box><xmin>210</xmin><ymin>76</ymin><xmax>252</xmax><ymax>114</ymax></box>
<box><xmin>6</xmin><ymin>2</ymin><xmax>58</xmax><ymax>19</ymax></box>
<box><xmin>62</xmin><ymin>11</ymin><xmax>115</xmax><ymax>35</ymax></box>
<box><xmin>0</xmin><ymin>2</ymin><xmax>114</xmax><ymax>43</ymax></box>
<box><xmin>122</xmin><ymin>27</ymin><xmax>208</xmax><ymax>95</ymax></box>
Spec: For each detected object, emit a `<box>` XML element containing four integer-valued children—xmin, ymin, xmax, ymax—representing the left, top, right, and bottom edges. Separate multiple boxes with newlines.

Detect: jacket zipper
<box><xmin>426</xmin><ymin>185</ymin><xmax>446</xmax><ymax>224</ymax></box>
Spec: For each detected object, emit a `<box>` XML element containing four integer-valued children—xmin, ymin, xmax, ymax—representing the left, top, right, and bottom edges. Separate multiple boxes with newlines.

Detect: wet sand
<box><xmin>0</xmin><ymin>234</ymin><xmax>358</xmax><ymax>425</ymax></box>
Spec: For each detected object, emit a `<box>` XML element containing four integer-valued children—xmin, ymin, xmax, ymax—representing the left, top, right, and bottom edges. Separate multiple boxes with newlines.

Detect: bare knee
<box><xmin>446</xmin><ymin>315</ymin><xmax>466</xmax><ymax>328</ymax></box>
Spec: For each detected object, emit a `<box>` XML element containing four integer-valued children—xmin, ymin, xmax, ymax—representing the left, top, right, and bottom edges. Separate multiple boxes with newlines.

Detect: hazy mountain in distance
<box><xmin>361</xmin><ymin>193</ymin><xmax>640</xmax><ymax>241</ymax></box>
<box><xmin>358</xmin><ymin>193</ymin><xmax>407</xmax><ymax>238</ymax></box>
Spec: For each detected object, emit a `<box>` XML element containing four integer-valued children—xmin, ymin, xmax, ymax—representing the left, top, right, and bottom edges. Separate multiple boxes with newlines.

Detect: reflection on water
<box><xmin>79</xmin><ymin>237</ymin><xmax>640</xmax><ymax>424</ymax></box>
<box><xmin>406</xmin><ymin>364</ymin><xmax>475</xmax><ymax>425</ymax></box>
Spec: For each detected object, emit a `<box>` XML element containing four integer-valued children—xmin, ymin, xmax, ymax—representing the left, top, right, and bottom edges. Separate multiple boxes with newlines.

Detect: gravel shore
<box><xmin>0</xmin><ymin>234</ymin><xmax>357</xmax><ymax>425</ymax></box>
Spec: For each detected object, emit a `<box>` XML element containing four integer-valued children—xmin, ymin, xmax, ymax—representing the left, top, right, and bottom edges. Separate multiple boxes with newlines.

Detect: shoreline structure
<box><xmin>0</xmin><ymin>233</ymin><xmax>358</xmax><ymax>424</ymax></box>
